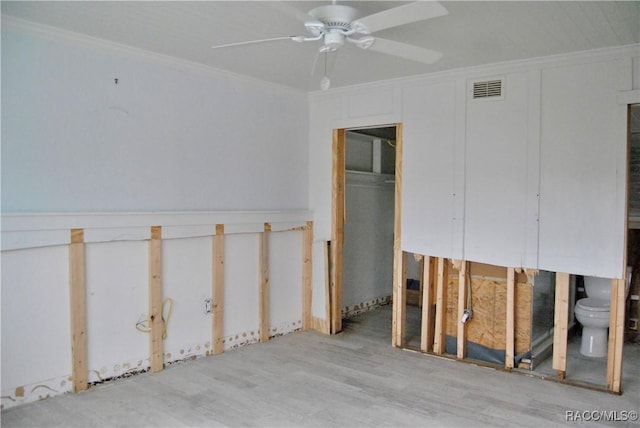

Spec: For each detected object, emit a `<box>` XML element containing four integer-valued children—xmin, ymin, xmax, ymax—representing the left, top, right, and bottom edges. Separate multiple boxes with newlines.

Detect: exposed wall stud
<box><xmin>456</xmin><ymin>260</ymin><xmax>468</xmax><ymax>359</ymax></box>
<box><xmin>149</xmin><ymin>226</ymin><xmax>163</xmax><ymax>373</ymax></box>
<box><xmin>259</xmin><ymin>223</ymin><xmax>271</xmax><ymax>342</ymax></box>
<box><xmin>392</xmin><ymin>124</ymin><xmax>404</xmax><ymax>347</ymax></box>
<box><xmin>302</xmin><ymin>221</ymin><xmax>313</xmax><ymax>330</ymax></box>
<box><xmin>420</xmin><ymin>256</ymin><xmax>434</xmax><ymax>352</ymax></box>
<box><xmin>505</xmin><ymin>267</ymin><xmax>516</xmax><ymax>369</ymax></box>
<box><xmin>69</xmin><ymin>228</ymin><xmax>88</xmax><ymax>392</ymax></box>
<box><xmin>331</xmin><ymin>129</ymin><xmax>346</xmax><ymax>334</ymax></box>
<box><xmin>433</xmin><ymin>257</ymin><xmax>448</xmax><ymax>355</ymax></box>
<box><xmin>212</xmin><ymin>224</ymin><xmax>225</xmax><ymax>355</ymax></box>
<box><xmin>553</xmin><ymin>272</ymin><xmax>570</xmax><ymax>379</ymax></box>
<box><xmin>607</xmin><ymin>278</ymin><xmax>625</xmax><ymax>393</ymax></box>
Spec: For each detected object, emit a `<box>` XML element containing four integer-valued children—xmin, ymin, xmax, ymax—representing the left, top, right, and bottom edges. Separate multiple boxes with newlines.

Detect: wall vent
<box><xmin>471</xmin><ymin>78</ymin><xmax>504</xmax><ymax>100</ymax></box>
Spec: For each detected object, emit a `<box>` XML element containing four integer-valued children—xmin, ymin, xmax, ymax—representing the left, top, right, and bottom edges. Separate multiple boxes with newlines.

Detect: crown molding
<box><xmin>2</xmin><ymin>15</ymin><xmax>307</xmax><ymax>97</ymax></box>
<box><xmin>310</xmin><ymin>43</ymin><xmax>640</xmax><ymax>98</ymax></box>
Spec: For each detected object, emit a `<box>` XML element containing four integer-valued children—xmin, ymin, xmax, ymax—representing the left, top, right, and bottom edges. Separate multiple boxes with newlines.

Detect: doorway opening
<box><xmin>330</xmin><ymin>125</ymin><xmax>402</xmax><ymax>336</ymax></box>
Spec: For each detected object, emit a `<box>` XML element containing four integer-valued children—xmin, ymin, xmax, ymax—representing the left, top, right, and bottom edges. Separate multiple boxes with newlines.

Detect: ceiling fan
<box><xmin>211</xmin><ymin>1</ymin><xmax>449</xmax><ymax>89</ymax></box>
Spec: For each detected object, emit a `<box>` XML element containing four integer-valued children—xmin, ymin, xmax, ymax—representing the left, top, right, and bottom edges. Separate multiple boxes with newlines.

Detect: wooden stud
<box><xmin>433</xmin><ymin>257</ymin><xmax>448</xmax><ymax>355</ymax></box>
<box><xmin>505</xmin><ymin>267</ymin><xmax>516</xmax><ymax>369</ymax></box>
<box><xmin>324</xmin><ymin>241</ymin><xmax>332</xmax><ymax>333</ymax></box>
<box><xmin>331</xmin><ymin>129</ymin><xmax>346</xmax><ymax>334</ymax></box>
<box><xmin>259</xmin><ymin>223</ymin><xmax>270</xmax><ymax>343</ymax></box>
<box><xmin>607</xmin><ymin>278</ymin><xmax>626</xmax><ymax>393</ymax></box>
<box><xmin>69</xmin><ymin>228</ymin><xmax>88</xmax><ymax>392</ymax></box>
<box><xmin>392</xmin><ymin>124</ymin><xmax>404</xmax><ymax>348</ymax></box>
<box><xmin>552</xmin><ymin>272</ymin><xmax>570</xmax><ymax>380</ymax></box>
<box><xmin>395</xmin><ymin>251</ymin><xmax>408</xmax><ymax>347</ymax></box>
<box><xmin>302</xmin><ymin>221</ymin><xmax>313</xmax><ymax>330</ymax></box>
<box><xmin>212</xmin><ymin>224</ymin><xmax>225</xmax><ymax>355</ymax></box>
<box><xmin>420</xmin><ymin>256</ymin><xmax>434</xmax><ymax>352</ymax></box>
<box><xmin>456</xmin><ymin>261</ymin><xmax>468</xmax><ymax>359</ymax></box>
<box><xmin>149</xmin><ymin>226</ymin><xmax>163</xmax><ymax>373</ymax></box>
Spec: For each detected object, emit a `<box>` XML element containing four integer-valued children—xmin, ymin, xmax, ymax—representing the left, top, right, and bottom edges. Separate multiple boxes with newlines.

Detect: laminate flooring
<box><xmin>2</xmin><ymin>305</ymin><xmax>639</xmax><ymax>427</ymax></box>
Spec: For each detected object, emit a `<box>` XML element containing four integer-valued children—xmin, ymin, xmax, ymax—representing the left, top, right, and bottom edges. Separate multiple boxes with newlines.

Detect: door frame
<box><xmin>330</xmin><ymin>123</ymin><xmax>404</xmax><ymax>342</ymax></box>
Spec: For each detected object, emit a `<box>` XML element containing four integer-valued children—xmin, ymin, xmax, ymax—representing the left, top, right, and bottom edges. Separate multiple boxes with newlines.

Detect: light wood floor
<box><xmin>2</xmin><ymin>305</ymin><xmax>639</xmax><ymax>427</ymax></box>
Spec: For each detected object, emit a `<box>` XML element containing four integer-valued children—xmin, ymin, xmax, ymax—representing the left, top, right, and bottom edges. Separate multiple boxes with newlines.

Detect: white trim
<box><xmin>1</xmin><ymin>15</ymin><xmax>306</xmax><ymax>97</ymax></box>
<box><xmin>1</xmin><ymin>211</ymin><xmax>312</xmax><ymax>250</ymax></box>
<box><xmin>618</xmin><ymin>89</ymin><xmax>640</xmax><ymax>105</ymax></box>
<box><xmin>310</xmin><ymin>44</ymin><xmax>640</xmax><ymax>98</ymax></box>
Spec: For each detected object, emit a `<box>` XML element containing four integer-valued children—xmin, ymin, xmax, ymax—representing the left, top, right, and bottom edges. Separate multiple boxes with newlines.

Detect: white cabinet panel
<box><xmin>539</xmin><ymin>60</ymin><xmax>628</xmax><ymax>278</ymax></box>
<box><xmin>464</xmin><ymin>72</ymin><xmax>530</xmax><ymax>267</ymax></box>
<box><xmin>401</xmin><ymin>82</ymin><xmax>457</xmax><ymax>257</ymax></box>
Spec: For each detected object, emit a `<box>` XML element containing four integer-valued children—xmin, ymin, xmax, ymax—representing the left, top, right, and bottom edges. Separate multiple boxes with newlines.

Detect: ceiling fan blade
<box><xmin>368</xmin><ymin>38</ymin><xmax>442</xmax><ymax>64</ymax></box>
<box><xmin>354</xmin><ymin>1</ymin><xmax>448</xmax><ymax>33</ymax></box>
<box><xmin>211</xmin><ymin>36</ymin><xmax>293</xmax><ymax>50</ymax></box>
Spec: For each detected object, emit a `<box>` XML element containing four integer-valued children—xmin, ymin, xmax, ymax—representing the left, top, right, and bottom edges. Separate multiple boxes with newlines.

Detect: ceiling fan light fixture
<box><xmin>304</xmin><ymin>21</ymin><xmax>325</xmax><ymax>36</ymax></box>
<box><xmin>350</xmin><ymin>21</ymin><xmax>370</xmax><ymax>35</ymax></box>
<box><xmin>321</xmin><ymin>31</ymin><xmax>345</xmax><ymax>52</ymax></box>
<box><xmin>348</xmin><ymin>35</ymin><xmax>375</xmax><ymax>49</ymax></box>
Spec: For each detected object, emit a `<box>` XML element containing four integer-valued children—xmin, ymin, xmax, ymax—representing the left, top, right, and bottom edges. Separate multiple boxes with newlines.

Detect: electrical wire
<box><xmin>466</xmin><ymin>265</ymin><xmax>472</xmax><ymax>313</ymax></box>
<box><xmin>135</xmin><ymin>298</ymin><xmax>173</xmax><ymax>340</ymax></box>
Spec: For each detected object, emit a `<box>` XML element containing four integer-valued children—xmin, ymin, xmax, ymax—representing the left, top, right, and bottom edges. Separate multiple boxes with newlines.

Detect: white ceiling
<box><xmin>2</xmin><ymin>1</ymin><xmax>639</xmax><ymax>92</ymax></box>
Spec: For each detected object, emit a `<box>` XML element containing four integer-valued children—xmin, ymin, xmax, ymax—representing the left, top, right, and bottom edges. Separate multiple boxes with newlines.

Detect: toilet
<box><xmin>574</xmin><ymin>267</ymin><xmax>632</xmax><ymax>358</ymax></box>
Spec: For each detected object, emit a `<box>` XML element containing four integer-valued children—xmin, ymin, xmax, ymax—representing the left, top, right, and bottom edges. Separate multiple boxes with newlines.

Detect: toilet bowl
<box><xmin>574</xmin><ymin>268</ymin><xmax>632</xmax><ymax>358</ymax></box>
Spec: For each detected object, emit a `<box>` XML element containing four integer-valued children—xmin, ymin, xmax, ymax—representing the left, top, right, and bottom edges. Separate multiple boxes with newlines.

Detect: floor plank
<box><xmin>2</xmin><ymin>306</ymin><xmax>639</xmax><ymax>427</ymax></box>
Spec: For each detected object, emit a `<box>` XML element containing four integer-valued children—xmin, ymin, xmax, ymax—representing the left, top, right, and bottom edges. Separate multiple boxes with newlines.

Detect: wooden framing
<box><xmin>302</xmin><ymin>221</ymin><xmax>313</xmax><ymax>330</ymax></box>
<box><xmin>505</xmin><ymin>267</ymin><xmax>516</xmax><ymax>369</ymax></box>
<box><xmin>607</xmin><ymin>278</ymin><xmax>626</xmax><ymax>393</ymax></box>
<box><xmin>456</xmin><ymin>261</ymin><xmax>468</xmax><ymax>359</ymax></box>
<box><xmin>330</xmin><ymin>123</ymin><xmax>402</xmax><ymax>339</ymax></box>
<box><xmin>420</xmin><ymin>256</ymin><xmax>435</xmax><ymax>352</ymax></box>
<box><xmin>212</xmin><ymin>224</ymin><xmax>225</xmax><ymax>355</ymax></box>
<box><xmin>433</xmin><ymin>257</ymin><xmax>448</xmax><ymax>355</ymax></box>
<box><xmin>552</xmin><ymin>272</ymin><xmax>570</xmax><ymax>380</ymax></box>
<box><xmin>149</xmin><ymin>226</ymin><xmax>163</xmax><ymax>373</ymax></box>
<box><xmin>69</xmin><ymin>228</ymin><xmax>88</xmax><ymax>392</ymax></box>
<box><xmin>393</xmin><ymin>251</ymin><xmax>408</xmax><ymax>347</ymax></box>
<box><xmin>331</xmin><ymin>129</ymin><xmax>346</xmax><ymax>334</ymax></box>
<box><xmin>392</xmin><ymin>124</ymin><xmax>404</xmax><ymax>347</ymax></box>
<box><xmin>259</xmin><ymin>223</ymin><xmax>271</xmax><ymax>342</ymax></box>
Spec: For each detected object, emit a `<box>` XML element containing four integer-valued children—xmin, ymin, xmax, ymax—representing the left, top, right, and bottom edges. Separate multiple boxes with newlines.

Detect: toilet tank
<box><xmin>583</xmin><ymin>276</ymin><xmax>612</xmax><ymax>300</ymax></box>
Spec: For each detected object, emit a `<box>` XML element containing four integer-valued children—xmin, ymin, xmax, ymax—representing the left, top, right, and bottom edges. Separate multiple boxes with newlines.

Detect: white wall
<box><xmin>309</xmin><ymin>46</ymin><xmax>638</xmax><ymax>287</ymax></box>
<box><xmin>538</xmin><ymin>59</ymin><xmax>630</xmax><ymax>277</ymax></box>
<box><xmin>1</xmin><ymin>18</ymin><xmax>308</xmax><ymax>212</ymax></box>
<box><xmin>1</xmin><ymin>17</ymin><xmax>311</xmax><ymax>410</ymax></box>
<box><xmin>343</xmin><ymin>172</ymin><xmax>394</xmax><ymax>310</ymax></box>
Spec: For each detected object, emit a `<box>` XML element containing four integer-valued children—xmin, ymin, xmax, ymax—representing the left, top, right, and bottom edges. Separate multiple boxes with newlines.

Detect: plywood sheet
<box><xmin>446</xmin><ymin>262</ymin><xmax>532</xmax><ymax>354</ymax></box>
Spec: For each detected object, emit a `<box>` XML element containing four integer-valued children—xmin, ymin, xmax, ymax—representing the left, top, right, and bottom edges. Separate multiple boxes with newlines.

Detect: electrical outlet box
<box><xmin>629</xmin><ymin>318</ymin><xmax>638</xmax><ymax>331</ymax></box>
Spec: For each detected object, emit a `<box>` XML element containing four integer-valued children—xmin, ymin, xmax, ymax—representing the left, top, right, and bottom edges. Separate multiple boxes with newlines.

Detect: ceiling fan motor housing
<box><xmin>308</xmin><ymin>5</ymin><xmax>359</xmax><ymax>31</ymax></box>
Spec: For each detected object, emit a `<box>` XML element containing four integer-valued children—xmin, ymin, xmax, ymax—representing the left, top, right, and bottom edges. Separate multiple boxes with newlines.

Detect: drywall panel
<box><xmin>308</xmin><ymin>96</ymin><xmax>343</xmax><ymax>241</ymax></box>
<box><xmin>464</xmin><ymin>72</ymin><xmax>529</xmax><ymax>267</ymax></box>
<box><xmin>311</xmin><ymin>241</ymin><xmax>328</xmax><ymax>320</ymax></box>
<box><xmin>1</xmin><ymin>246</ymin><xmax>71</xmax><ymax>402</ymax></box>
<box><xmin>342</xmin><ymin>172</ymin><xmax>394</xmax><ymax>309</ymax></box>
<box><xmin>85</xmin><ymin>241</ymin><xmax>148</xmax><ymax>382</ymax></box>
<box><xmin>539</xmin><ymin>59</ymin><xmax>628</xmax><ymax>278</ymax></box>
<box><xmin>223</xmin><ymin>234</ymin><xmax>260</xmax><ymax>347</ymax></box>
<box><xmin>269</xmin><ymin>231</ymin><xmax>303</xmax><ymax>334</ymax></box>
<box><xmin>162</xmin><ymin>236</ymin><xmax>212</xmax><ymax>361</ymax></box>
<box><xmin>348</xmin><ymin>88</ymin><xmax>397</xmax><ymax>119</ymax></box>
<box><xmin>1</xmin><ymin>20</ymin><xmax>308</xmax><ymax>213</ymax></box>
<box><xmin>401</xmin><ymin>81</ymin><xmax>457</xmax><ymax>257</ymax></box>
